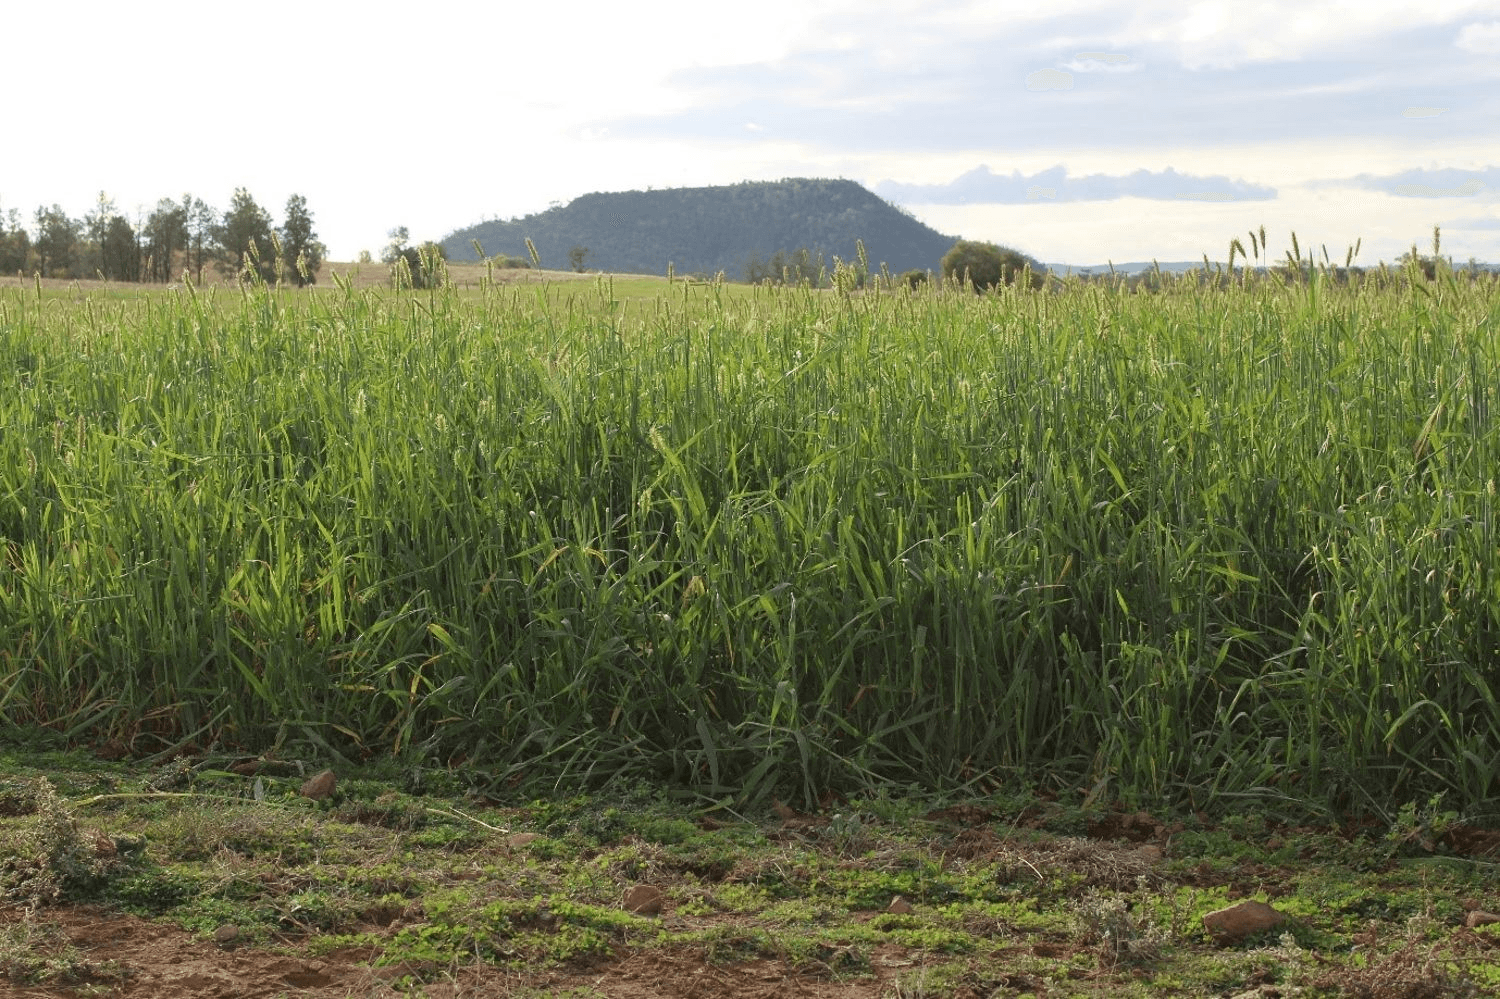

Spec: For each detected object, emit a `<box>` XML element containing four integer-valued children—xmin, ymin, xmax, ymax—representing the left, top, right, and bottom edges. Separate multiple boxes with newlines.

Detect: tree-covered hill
<box><xmin>439</xmin><ymin>178</ymin><xmax>960</xmax><ymax>279</ymax></box>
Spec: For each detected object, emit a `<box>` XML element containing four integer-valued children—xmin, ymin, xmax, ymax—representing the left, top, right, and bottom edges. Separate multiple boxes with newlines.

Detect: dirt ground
<box><xmin>1</xmin><ymin>902</ymin><xmax>978</xmax><ymax>999</ymax></box>
<box><xmin>4</xmin><ymin>756</ymin><xmax>1500</xmax><ymax>999</ymax></box>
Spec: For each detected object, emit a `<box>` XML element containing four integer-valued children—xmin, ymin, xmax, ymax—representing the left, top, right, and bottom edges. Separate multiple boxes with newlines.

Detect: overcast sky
<box><xmin>5</xmin><ymin>0</ymin><xmax>1498</xmax><ymax>269</ymax></box>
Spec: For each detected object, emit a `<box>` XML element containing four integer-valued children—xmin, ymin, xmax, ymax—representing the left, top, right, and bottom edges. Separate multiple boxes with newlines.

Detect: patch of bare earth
<box><xmin>1</xmin><ymin>904</ymin><xmax>925</xmax><ymax>999</ymax></box>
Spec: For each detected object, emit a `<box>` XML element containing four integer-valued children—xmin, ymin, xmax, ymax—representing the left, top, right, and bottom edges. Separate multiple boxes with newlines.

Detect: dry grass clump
<box><xmin>0</xmin><ymin>778</ymin><xmax>123</xmax><ymax>909</ymax></box>
<box><xmin>0</xmin><ymin>917</ymin><xmax>125</xmax><ymax>989</ymax></box>
<box><xmin>991</xmin><ymin>836</ymin><xmax>1159</xmax><ymax>892</ymax></box>
<box><xmin>1070</xmin><ymin>884</ymin><xmax>1174</xmax><ymax>968</ymax></box>
<box><xmin>1313</xmin><ymin>943</ymin><xmax>1481</xmax><ymax>999</ymax></box>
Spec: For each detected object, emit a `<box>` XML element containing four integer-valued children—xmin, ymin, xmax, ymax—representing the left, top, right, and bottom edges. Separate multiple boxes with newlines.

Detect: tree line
<box><xmin>0</xmin><ymin>189</ymin><xmax>325</xmax><ymax>286</ymax></box>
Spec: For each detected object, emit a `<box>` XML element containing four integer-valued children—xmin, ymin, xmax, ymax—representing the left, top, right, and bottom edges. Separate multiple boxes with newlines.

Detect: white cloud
<box><xmin>1025</xmin><ymin>68</ymin><xmax>1075</xmax><ymax>91</ymax></box>
<box><xmin>5</xmin><ymin>0</ymin><xmax>1499</xmax><ymax>265</ymax></box>
<box><xmin>877</xmin><ymin>164</ymin><xmax>1276</xmax><ymax>204</ymax></box>
<box><xmin>1111</xmin><ymin>0</ymin><xmax>1500</xmax><ymax>69</ymax></box>
<box><xmin>1064</xmin><ymin>52</ymin><xmax>1140</xmax><ymax>73</ymax></box>
<box><xmin>1393</xmin><ymin>179</ymin><xmax>1485</xmax><ymax>196</ymax></box>
<box><xmin>1456</xmin><ymin>20</ymin><xmax>1500</xmax><ymax>53</ymax></box>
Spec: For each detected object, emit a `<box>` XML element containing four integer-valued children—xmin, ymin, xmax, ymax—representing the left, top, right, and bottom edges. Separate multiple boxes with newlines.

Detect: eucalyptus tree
<box><xmin>278</xmin><ymin>194</ymin><xmax>324</xmax><ymax>286</ymax></box>
<box><xmin>215</xmin><ymin>187</ymin><xmax>276</xmax><ymax>282</ymax></box>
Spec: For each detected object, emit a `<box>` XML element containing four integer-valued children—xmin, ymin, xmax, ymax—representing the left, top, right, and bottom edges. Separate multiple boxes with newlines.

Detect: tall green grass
<box><xmin>1</xmin><ymin>261</ymin><xmax>1497</xmax><ymax>817</ymax></box>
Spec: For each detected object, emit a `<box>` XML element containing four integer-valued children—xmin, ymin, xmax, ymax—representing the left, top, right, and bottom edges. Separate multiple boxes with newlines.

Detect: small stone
<box><xmin>507</xmin><ymin>833</ymin><xmax>540</xmax><ymax>849</ymax></box>
<box><xmin>213</xmin><ymin>924</ymin><xmax>240</xmax><ymax>945</ymax></box>
<box><xmin>1465</xmin><ymin>910</ymin><xmax>1500</xmax><ymax>928</ymax></box>
<box><xmin>300</xmin><ymin>770</ymin><xmax>336</xmax><ymax>801</ymax></box>
<box><xmin>886</xmin><ymin>896</ymin><xmax>914</xmax><ymax>915</ymax></box>
<box><xmin>622</xmin><ymin>885</ymin><xmax>663</xmax><ymax>915</ymax></box>
<box><xmin>1203</xmin><ymin>900</ymin><xmax>1286</xmax><ymax>943</ymax></box>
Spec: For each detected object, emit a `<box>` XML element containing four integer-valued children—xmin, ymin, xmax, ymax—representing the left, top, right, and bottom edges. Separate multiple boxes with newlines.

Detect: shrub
<box><xmin>383</xmin><ymin>227</ymin><xmax>448</xmax><ymax>289</ymax></box>
<box><xmin>744</xmin><ymin>247</ymin><xmax>823</xmax><ymax>286</ymax></box>
<box><xmin>940</xmin><ymin>240</ymin><xmax>1044</xmax><ymax>292</ymax></box>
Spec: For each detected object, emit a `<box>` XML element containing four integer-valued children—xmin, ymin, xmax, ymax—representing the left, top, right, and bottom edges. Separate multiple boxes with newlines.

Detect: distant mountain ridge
<box><xmin>440</xmin><ymin>178</ymin><xmax>961</xmax><ymax>278</ymax></box>
<box><xmin>439</xmin><ymin>178</ymin><xmax>1500</xmax><ymax>281</ymax></box>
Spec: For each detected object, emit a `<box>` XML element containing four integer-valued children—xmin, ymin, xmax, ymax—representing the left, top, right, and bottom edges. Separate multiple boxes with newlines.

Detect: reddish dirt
<box><xmin>0</xmin><ymin>904</ymin><xmax>934</xmax><ymax>998</ymax></box>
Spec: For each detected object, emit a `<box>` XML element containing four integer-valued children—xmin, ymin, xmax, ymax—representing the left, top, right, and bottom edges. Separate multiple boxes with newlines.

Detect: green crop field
<box><xmin>2</xmin><ymin>257</ymin><xmax>1497</xmax><ymax>820</ymax></box>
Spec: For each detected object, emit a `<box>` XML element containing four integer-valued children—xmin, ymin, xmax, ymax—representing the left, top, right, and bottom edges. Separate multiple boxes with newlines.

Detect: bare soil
<box><xmin>3</xmin><ymin>752</ymin><xmax>1499</xmax><ymax>999</ymax></box>
<box><xmin>0</xmin><ymin>903</ymin><xmax>924</xmax><ymax>998</ymax></box>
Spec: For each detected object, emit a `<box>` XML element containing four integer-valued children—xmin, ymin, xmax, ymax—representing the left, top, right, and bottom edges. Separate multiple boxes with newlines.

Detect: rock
<box><xmin>213</xmin><ymin>924</ymin><xmax>240</xmax><ymax>946</ymax></box>
<box><xmin>300</xmin><ymin>770</ymin><xmax>336</xmax><ymax>801</ymax></box>
<box><xmin>886</xmin><ymin>896</ymin><xmax>914</xmax><ymax>915</ymax></box>
<box><xmin>1203</xmin><ymin>900</ymin><xmax>1286</xmax><ymax>943</ymax></box>
<box><xmin>622</xmin><ymin>885</ymin><xmax>663</xmax><ymax>915</ymax></box>
<box><xmin>1465</xmin><ymin>910</ymin><xmax>1500</xmax><ymax>928</ymax></box>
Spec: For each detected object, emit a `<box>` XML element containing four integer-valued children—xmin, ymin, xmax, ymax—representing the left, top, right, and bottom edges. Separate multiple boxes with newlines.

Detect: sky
<box><xmin>4</xmin><ymin>0</ymin><xmax>1499</xmax><ymax>270</ymax></box>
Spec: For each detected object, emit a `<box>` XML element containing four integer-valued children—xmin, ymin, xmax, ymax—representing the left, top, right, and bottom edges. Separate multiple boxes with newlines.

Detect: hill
<box><xmin>439</xmin><ymin>178</ymin><xmax>962</xmax><ymax>279</ymax></box>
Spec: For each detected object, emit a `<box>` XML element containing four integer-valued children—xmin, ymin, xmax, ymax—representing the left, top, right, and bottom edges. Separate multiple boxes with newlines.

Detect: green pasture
<box><xmin>1</xmin><ymin>260</ymin><xmax>1497</xmax><ymax>820</ymax></box>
